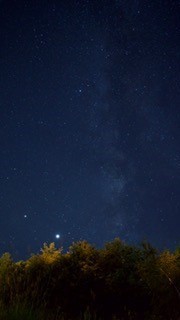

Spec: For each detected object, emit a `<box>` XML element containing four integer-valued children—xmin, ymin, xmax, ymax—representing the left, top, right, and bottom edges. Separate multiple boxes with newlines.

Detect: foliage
<box><xmin>0</xmin><ymin>239</ymin><xmax>179</xmax><ymax>319</ymax></box>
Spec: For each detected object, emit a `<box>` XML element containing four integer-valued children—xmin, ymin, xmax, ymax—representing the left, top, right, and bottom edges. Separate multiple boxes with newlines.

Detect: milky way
<box><xmin>0</xmin><ymin>0</ymin><xmax>179</xmax><ymax>258</ymax></box>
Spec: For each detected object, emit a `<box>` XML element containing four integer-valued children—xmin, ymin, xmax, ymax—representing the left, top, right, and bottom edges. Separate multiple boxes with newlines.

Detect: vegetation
<box><xmin>0</xmin><ymin>239</ymin><xmax>179</xmax><ymax>319</ymax></box>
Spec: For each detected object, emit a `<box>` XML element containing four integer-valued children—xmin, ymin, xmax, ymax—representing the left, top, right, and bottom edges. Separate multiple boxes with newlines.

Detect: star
<box><xmin>55</xmin><ymin>234</ymin><xmax>60</xmax><ymax>239</ymax></box>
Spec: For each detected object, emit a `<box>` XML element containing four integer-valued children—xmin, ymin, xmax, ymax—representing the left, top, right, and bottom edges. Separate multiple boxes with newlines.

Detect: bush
<box><xmin>0</xmin><ymin>240</ymin><xmax>179</xmax><ymax>319</ymax></box>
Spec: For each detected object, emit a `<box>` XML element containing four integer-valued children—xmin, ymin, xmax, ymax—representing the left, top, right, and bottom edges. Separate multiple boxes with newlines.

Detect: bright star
<box><xmin>55</xmin><ymin>234</ymin><xmax>60</xmax><ymax>239</ymax></box>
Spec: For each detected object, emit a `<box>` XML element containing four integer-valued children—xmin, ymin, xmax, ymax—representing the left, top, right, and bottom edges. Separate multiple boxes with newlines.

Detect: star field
<box><xmin>0</xmin><ymin>0</ymin><xmax>179</xmax><ymax>259</ymax></box>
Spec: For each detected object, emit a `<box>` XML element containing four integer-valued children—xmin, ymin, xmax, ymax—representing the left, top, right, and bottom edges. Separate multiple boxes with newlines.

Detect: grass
<box><xmin>0</xmin><ymin>304</ymin><xmax>100</xmax><ymax>320</ymax></box>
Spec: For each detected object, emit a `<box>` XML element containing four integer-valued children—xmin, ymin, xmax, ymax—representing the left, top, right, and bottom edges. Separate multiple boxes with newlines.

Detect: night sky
<box><xmin>0</xmin><ymin>0</ymin><xmax>179</xmax><ymax>259</ymax></box>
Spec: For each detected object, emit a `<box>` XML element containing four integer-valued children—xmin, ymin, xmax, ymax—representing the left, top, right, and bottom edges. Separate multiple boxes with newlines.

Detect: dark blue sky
<box><xmin>0</xmin><ymin>0</ymin><xmax>179</xmax><ymax>259</ymax></box>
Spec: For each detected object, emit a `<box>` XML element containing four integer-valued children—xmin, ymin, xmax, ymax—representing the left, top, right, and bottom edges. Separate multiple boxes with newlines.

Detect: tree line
<box><xmin>0</xmin><ymin>238</ymin><xmax>179</xmax><ymax>319</ymax></box>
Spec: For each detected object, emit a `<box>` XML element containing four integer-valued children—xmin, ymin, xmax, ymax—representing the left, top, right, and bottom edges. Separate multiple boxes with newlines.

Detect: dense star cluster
<box><xmin>0</xmin><ymin>0</ymin><xmax>179</xmax><ymax>259</ymax></box>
